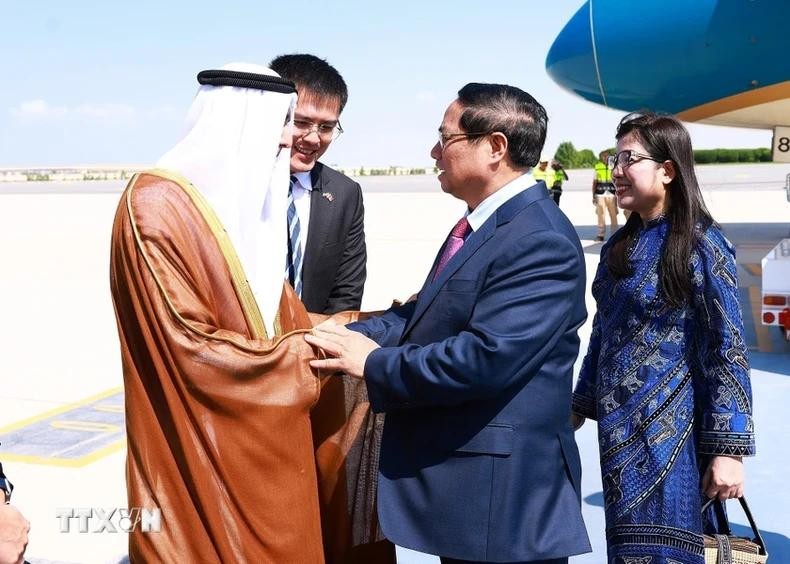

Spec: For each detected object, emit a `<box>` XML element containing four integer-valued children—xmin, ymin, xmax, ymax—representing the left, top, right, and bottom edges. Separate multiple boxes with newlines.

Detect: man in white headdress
<box><xmin>110</xmin><ymin>63</ymin><xmax>392</xmax><ymax>564</ymax></box>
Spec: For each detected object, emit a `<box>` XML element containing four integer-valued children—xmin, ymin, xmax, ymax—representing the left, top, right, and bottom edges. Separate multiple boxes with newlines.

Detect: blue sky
<box><xmin>0</xmin><ymin>0</ymin><xmax>772</xmax><ymax>167</ymax></box>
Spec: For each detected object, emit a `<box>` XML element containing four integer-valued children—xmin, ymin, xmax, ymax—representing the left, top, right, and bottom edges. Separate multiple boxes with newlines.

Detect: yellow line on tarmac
<box><xmin>50</xmin><ymin>421</ymin><xmax>121</xmax><ymax>433</ymax></box>
<box><xmin>94</xmin><ymin>404</ymin><xmax>124</xmax><ymax>413</ymax></box>
<box><xmin>749</xmin><ymin>286</ymin><xmax>772</xmax><ymax>353</ymax></box>
<box><xmin>0</xmin><ymin>440</ymin><xmax>126</xmax><ymax>468</ymax></box>
<box><xmin>0</xmin><ymin>387</ymin><xmax>123</xmax><ymax>435</ymax></box>
<box><xmin>0</xmin><ymin>387</ymin><xmax>126</xmax><ymax>467</ymax></box>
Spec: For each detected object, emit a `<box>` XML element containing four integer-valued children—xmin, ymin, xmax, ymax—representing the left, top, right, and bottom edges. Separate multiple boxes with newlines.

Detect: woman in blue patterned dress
<box><xmin>572</xmin><ymin>113</ymin><xmax>755</xmax><ymax>564</ymax></box>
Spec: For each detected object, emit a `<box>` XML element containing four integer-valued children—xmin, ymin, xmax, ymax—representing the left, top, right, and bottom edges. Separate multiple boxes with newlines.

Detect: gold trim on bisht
<box><xmin>126</xmin><ymin>168</ymin><xmax>269</xmax><ymax>340</ymax></box>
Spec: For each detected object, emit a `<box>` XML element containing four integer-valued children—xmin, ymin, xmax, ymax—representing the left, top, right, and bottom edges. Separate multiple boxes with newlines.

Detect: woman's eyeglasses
<box><xmin>607</xmin><ymin>150</ymin><xmax>664</xmax><ymax>169</ymax></box>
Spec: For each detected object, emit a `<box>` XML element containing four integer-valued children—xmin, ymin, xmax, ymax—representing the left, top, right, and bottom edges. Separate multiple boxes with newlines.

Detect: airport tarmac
<box><xmin>0</xmin><ymin>163</ymin><xmax>788</xmax><ymax>563</ymax></box>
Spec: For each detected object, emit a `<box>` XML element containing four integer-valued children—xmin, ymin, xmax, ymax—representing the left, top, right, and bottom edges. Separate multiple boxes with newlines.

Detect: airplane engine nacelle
<box><xmin>546</xmin><ymin>0</ymin><xmax>790</xmax><ymax>129</ymax></box>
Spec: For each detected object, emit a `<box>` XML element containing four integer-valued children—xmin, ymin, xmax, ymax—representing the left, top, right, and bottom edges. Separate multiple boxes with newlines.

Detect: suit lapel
<box><xmin>402</xmin><ymin>182</ymin><xmax>550</xmax><ymax>339</ymax></box>
<box><xmin>402</xmin><ymin>219</ymin><xmax>495</xmax><ymax>338</ymax></box>
<box><xmin>302</xmin><ymin>163</ymin><xmax>336</xmax><ymax>280</ymax></box>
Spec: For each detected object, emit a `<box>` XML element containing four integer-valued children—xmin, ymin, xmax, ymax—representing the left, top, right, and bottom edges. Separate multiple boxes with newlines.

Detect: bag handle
<box><xmin>702</xmin><ymin>496</ymin><xmax>767</xmax><ymax>556</ymax></box>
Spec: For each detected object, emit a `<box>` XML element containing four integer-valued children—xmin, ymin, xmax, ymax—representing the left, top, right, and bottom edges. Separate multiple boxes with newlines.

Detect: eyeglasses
<box><xmin>293</xmin><ymin>118</ymin><xmax>343</xmax><ymax>141</ymax></box>
<box><xmin>438</xmin><ymin>131</ymin><xmax>490</xmax><ymax>150</ymax></box>
<box><xmin>608</xmin><ymin>150</ymin><xmax>664</xmax><ymax>169</ymax></box>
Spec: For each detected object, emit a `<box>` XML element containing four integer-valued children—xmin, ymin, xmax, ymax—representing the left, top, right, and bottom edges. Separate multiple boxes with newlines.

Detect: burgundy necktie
<box><xmin>434</xmin><ymin>217</ymin><xmax>472</xmax><ymax>280</ymax></box>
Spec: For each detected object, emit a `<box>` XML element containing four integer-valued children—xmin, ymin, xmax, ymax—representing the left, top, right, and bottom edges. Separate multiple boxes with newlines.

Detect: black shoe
<box><xmin>595</xmin><ymin>235</ymin><xmax>604</xmax><ymax>242</ymax></box>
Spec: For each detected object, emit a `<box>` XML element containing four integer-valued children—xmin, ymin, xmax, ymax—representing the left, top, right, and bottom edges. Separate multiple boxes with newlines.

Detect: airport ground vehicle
<box><xmin>761</xmin><ymin>238</ymin><xmax>790</xmax><ymax>341</ymax></box>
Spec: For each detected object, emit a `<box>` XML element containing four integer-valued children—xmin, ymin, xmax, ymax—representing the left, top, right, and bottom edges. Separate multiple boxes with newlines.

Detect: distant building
<box><xmin>1</xmin><ymin>164</ymin><xmax>438</xmax><ymax>182</ymax></box>
<box><xmin>0</xmin><ymin>165</ymin><xmax>149</xmax><ymax>182</ymax></box>
<box><xmin>333</xmin><ymin>165</ymin><xmax>437</xmax><ymax>177</ymax></box>
<box><xmin>0</xmin><ymin>170</ymin><xmax>26</xmax><ymax>182</ymax></box>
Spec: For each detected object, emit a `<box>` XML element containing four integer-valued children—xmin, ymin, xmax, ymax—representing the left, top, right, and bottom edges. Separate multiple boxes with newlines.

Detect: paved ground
<box><xmin>0</xmin><ymin>163</ymin><xmax>787</xmax><ymax>563</ymax></box>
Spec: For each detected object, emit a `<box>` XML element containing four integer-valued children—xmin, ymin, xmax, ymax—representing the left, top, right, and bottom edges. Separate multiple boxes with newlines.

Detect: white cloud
<box><xmin>10</xmin><ymin>99</ymin><xmax>68</xmax><ymax>118</ymax></box>
<box><xmin>145</xmin><ymin>105</ymin><xmax>179</xmax><ymax>119</ymax></box>
<box><xmin>75</xmin><ymin>102</ymin><xmax>136</xmax><ymax>120</ymax></box>
<box><xmin>9</xmin><ymin>100</ymin><xmax>178</xmax><ymax>124</ymax></box>
<box><xmin>415</xmin><ymin>91</ymin><xmax>437</xmax><ymax>102</ymax></box>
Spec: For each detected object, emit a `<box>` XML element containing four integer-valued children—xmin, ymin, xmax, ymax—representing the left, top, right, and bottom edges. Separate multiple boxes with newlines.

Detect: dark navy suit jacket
<box><xmin>301</xmin><ymin>162</ymin><xmax>366</xmax><ymax>314</ymax></box>
<box><xmin>348</xmin><ymin>182</ymin><xmax>592</xmax><ymax>562</ymax></box>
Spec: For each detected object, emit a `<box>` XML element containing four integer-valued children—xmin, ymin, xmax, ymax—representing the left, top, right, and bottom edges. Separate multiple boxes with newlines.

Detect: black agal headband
<box><xmin>197</xmin><ymin>70</ymin><xmax>296</xmax><ymax>94</ymax></box>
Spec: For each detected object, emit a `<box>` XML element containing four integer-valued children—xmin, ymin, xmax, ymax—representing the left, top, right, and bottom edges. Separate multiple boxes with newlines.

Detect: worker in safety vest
<box><xmin>532</xmin><ymin>155</ymin><xmax>551</xmax><ymax>185</ymax></box>
<box><xmin>592</xmin><ymin>150</ymin><xmax>618</xmax><ymax>241</ymax></box>
<box><xmin>550</xmin><ymin>159</ymin><xmax>568</xmax><ymax>206</ymax></box>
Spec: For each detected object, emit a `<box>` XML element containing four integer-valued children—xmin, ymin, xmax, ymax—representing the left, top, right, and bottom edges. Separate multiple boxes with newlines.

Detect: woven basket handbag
<box><xmin>703</xmin><ymin>497</ymin><xmax>768</xmax><ymax>564</ymax></box>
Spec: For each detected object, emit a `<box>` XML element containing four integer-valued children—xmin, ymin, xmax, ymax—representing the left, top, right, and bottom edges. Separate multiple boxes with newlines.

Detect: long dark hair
<box><xmin>608</xmin><ymin>112</ymin><xmax>715</xmax><ymax>307</ymax></box>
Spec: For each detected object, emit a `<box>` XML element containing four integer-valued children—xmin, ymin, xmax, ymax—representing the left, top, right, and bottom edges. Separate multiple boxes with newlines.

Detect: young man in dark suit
<box><xmin>307</xmin><ymin>83</ymin><xmax>591</xmax><ymax>563</ymax></box>
<box><xmin>270</xmin><ymin>54</ymin><xmax>366</xmax><ymax>314</ymax></box>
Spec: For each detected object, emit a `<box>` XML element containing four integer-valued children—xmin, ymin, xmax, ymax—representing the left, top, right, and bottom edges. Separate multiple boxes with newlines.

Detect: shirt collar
<box><xmin>292</xmin><ymin>171</ymin><xmax>314</xmax><ymax>191</ymax></box>
<box><xmin>465</xmin><ymin>172</ymin><xmax>535</xmax><ymax>232</ymax></box>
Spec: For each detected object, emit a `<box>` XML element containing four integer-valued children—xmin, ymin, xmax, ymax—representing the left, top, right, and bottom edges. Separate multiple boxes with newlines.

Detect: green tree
<box><xmin>716</xmin><ymin>148</ymin><xmax>737</xmax><ymax>163</ymax></box>
<box><xmin>576</xmin><ymin>149</ymin><xmax>597</xmax><ymax>168</ymax></box>
<box><xmin>694</xmin><ymin>149</ymin><xmax>715</xmax><ymax>164</ymax></box>
<box><xmin>553</xmin><ymin>141</ymin><xmax>577</xmax><ymax>168</ymax></box>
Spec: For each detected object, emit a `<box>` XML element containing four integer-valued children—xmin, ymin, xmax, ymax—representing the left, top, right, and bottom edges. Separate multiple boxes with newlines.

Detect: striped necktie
<box><xmin>286</xmin><ymin>175</ymin><xmax>303</xmax><ymax>297</ymax></box>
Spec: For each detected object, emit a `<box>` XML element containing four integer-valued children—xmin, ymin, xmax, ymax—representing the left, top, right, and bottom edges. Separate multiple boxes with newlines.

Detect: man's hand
<box><xmin>702</xmin><ymin>455</ymin><xmax>745</xmax><ymax>500</ymax></box>
<box><xmin>571</xmin><ymin>413</ymin><xmax>585</xmax><ymax>431</ymax></box>
<box><xmin>0</xmin><ymin>504</ymin><xmax>29</xmax><ymax>564</ymax></box>
<box><xmin>313</xmin><ymin>318</ymin><xmax>338</xmax><ymax>331</ymax></box>
<box><xmin>304</xmin><ymin>324</ymin><xmax>380</xmax><ymax>379</ymax></box>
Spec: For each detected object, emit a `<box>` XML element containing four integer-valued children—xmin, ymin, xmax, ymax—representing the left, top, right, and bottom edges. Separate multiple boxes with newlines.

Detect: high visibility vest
<box><xmin>553</xmin><ymin>169</ymin><xmax>565</xmax><ymax>186</ymax></box>
<box><xmin>532</xmin><ymin>167</ymin><xmax>550</xmax><ymax>182</ymax></box>
<box><xmin>594</xmin><ymin>161</ymin><xmax>612</xmax><ymax>183</ymax></box>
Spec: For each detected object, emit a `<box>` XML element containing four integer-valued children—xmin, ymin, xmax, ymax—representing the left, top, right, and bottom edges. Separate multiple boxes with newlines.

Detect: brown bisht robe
<box><xmin>110</xmin><ymin>170</ymin><xmax>392</xmax><ymax>563</ymax></box>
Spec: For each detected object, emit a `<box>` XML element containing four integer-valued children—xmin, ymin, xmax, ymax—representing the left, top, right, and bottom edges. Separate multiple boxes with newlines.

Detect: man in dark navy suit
<box><xmin>270</xmin><ymin>53</ymin><xmax>366</xmax><ymax>314</ymax></box>
<box><xmin>306</xmin><ymin>83</ymin><xmax>591</xmax><ymax>563</ymax></box>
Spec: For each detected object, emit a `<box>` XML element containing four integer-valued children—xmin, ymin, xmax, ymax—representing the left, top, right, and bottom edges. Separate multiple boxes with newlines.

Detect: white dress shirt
<box><xmin>465</xmin><ymin>172</ymin><xmax>536</xmax><ymax>232</ymax></box>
